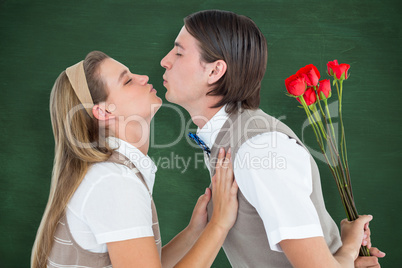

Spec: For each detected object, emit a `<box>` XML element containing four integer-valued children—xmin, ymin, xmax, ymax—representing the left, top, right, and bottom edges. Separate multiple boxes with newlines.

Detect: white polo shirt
<box><xmin>197</xmin><ymin>106</ymin><xmax>323</xmax><ymax>252</ymax></box>
<box><xmin>66</xmin><ymin>137</ymin><xmax>157</xmax><ymax>253</ymax></box>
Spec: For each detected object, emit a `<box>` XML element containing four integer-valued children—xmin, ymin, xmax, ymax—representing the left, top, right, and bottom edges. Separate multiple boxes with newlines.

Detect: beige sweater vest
<box><xmin>47</xmin><ymin>152</ymin><xmax>162</xmax><ymax>267</ymax></box>
<box><xmin>207</xmin><ymin>109</ymin><xmax>342</xmax><ymax>267</ymax></box>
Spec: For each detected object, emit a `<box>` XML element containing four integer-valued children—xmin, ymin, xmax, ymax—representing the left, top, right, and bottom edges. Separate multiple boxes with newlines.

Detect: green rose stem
<box><xmin>297</xmin><ymin>85</ymin><xmax>370</xmax><ymax>256</ymax></box>
<box><xmin>298</xmin><ymin>97</ymin><xmax>350</xmax><ymax>221</ymax></box>
<box><xmin>323</xmin><ymin>99</ymin><xmax>337</xmax><ymax>148</ymax></box>
<box><xmin>298</xmin><ymin>97</ymin><xmax>324</xmax><ymax>149</ymax></box>
<box><xmin>319</xmin><ymin>94</ymin><xmax>355</xmax><ymax>220</ymax></box>
<box><xmin>336</xmin><ymin>80</ymin><xmax>353</xmax><ymax>198</ymax></box>
<box><xmin>335</xmin><ymin>79</ymin><xmax>369</xmax><ymax>256</ymax></box>
<box><xmin>313</xmin><ymin>92</ymin><xmax>345</xmax><ymax>192</ymax></box>
<box><xmin>310</xmin><ymin>105</ymin><xmax>327</xmax><ymax>140</ymax></box>
<box><xmin>315</xmin><ymin>97</ymin><xmax>342</xmax><ymax>186</ymax></box>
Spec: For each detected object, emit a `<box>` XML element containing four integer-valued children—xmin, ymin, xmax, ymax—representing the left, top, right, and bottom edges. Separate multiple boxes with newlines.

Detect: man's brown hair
<box><xmin>184</xmin><ymin>10</ymin><xmax>268</xmax><ymax>114</ymax></box>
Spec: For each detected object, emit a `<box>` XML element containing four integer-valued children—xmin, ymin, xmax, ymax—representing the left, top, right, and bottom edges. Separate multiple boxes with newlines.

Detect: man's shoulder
<box><xmin>236</xmin><ymin>108</ymin><xmax>291</xmax><ymax>134</ymax></box>
<box><xmin>231</xmin><ymin>108</ymin><xmax>306</xmax><ymax>152</ymax></box>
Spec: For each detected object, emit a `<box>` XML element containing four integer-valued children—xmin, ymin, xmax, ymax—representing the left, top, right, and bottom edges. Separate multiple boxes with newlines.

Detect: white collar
<box><xmin>107</xmin><ymin>137</ymin><xmax>157</xmax><ymax>191</ymax></box>
<box><xmin>196</xmin><ymin>105</ymin><xmax>229</xmax><ymax>149</ymax></box>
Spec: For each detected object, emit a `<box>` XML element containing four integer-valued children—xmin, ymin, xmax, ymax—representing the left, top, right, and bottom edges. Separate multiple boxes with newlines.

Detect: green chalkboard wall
<box><xmin>1</xmin><ymin>0</ymin><xmax>400</xmax><ymax>266</ymax></box>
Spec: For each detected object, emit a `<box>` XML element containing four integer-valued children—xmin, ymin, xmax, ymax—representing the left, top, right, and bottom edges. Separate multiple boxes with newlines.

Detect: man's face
<box><xmin>160</xmin><ymin>26</ymin><xmax>210</xmax><ymax>110</ymax></box>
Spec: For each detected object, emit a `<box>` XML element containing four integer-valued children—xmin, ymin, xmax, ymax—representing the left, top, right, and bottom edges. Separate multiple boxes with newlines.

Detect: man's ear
<box><xmin>207</xmin><ymin>60</ymin><xmax>227</xmax><ymax>85</ymax></box>
<box><xmin>92</xmin><ymin>103</ymin><xmax>115</xmax><ymax>121</ymax></box>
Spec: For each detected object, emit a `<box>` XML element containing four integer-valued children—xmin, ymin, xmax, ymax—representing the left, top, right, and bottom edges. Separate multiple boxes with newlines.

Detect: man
<box><xmin>161</xmin><ymin>10</ymin><xmax>384</xmax><ymax>268</ymax></box>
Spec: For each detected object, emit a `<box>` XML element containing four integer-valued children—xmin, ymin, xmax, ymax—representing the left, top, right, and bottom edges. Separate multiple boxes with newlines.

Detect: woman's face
<box><xmin>99</xmin><ymin>58</ymin><xmax>162</xmax><ymax>122</ymax></box>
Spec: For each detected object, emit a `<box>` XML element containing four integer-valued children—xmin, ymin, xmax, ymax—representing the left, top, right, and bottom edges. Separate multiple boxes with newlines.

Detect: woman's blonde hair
<box><xmin>31</xmin><ymin>51</ymin><xmax>112</xmax><ymax>268</ymax></box>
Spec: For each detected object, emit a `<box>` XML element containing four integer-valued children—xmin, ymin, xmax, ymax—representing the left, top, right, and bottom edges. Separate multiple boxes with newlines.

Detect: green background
<box><xmin>1</xmin><ymin>0</ymin><xmax>400</xmax><ymax>267</ymax></box>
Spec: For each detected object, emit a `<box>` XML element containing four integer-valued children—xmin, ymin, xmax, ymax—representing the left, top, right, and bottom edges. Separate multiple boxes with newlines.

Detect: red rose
<box><xmin>317</xmin><ymin>79</ymin><xmax>331</xmax><ymax>100</ymax></box>
<box><xmin>327</xmin><ymin>60</ymin><xmax>350</xmax><ymax>80</ymax></box>
<box><xmin>296</xmin><ymin>64</ymin><xmax>320</xmax><ymax>87</ymax></box>
<box><xmin>327</xmin><ymin>60</ymin><xmax>338</xmax><ymax>76</ymax></box>
<box><xmin>336</xmin><ymin>63</ymin><xmax>350</xmax><ymax>79</ymax></box>
<box><xmin>285</xmin><ymin>73</ymin><xmax>306</xmax><ymax>96</ymax></box>
<box><xmin>297</xmin><ymin>87</ymin><xmax>317</xmax><ymax>106</ymax></box>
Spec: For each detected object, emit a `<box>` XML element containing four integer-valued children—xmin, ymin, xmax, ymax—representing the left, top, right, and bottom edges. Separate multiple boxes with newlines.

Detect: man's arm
<box><xmin>280</xmin><ymin>237</ymin><xmax>352</xmax><ymax>268</ymax></box>
<box><xmin>280</xmin><ymin>215</ymin><xmax>375</xmax><ymax>268</ymax></box>
<box><xmin>235</xmin><ymin>132</ymin><xmax>384</xmax><ymax>267</ymax></box>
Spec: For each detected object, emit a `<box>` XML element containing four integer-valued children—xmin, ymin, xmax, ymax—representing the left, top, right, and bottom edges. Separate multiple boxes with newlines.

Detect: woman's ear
<box><xmin>207</xmin><ymin>60</ymin><xmax>227</xmax><ymax>85</ymax></box>
<box><xmin>92</xmin><ymin>103</ymin><xmax>115</xmax><ymax>121</ymax></box>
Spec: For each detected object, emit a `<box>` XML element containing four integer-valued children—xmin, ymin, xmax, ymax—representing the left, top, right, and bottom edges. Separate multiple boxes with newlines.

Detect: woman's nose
<box><xmin>135</xmin><ymin>74</ymin><xmax>149</xmax><ymax>85</ymax></box>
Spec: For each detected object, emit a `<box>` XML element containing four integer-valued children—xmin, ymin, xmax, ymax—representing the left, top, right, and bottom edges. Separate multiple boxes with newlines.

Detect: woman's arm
<box><xmin>174</xmin><ymin>148</ymin><xmax>238</xmax><ymax>268</ymax></box>
<box><xmin>280</xmin><ymin>215</ymin><xmax>374</xmax><ymax>268</ymax></box>
<box><xmin>108</xmin><ymin>237</ymin><xmax>162</xmax><ymax>268</ymax></box>
<box><xmin>161</xmin><ymin>188</ymin><xmax>211</xmax><ymax>267</ymax></box>
<box><xmin>107</xmin><ymin>148</ymin><xmax>238</xmax><ymax>268</ymax></box>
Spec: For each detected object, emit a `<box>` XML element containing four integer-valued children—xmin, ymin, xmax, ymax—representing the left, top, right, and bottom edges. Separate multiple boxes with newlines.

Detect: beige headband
<box><xmin>66</xmin><ymin>61</ymin><xmax>94</xmax><ymax>118</ymax></box>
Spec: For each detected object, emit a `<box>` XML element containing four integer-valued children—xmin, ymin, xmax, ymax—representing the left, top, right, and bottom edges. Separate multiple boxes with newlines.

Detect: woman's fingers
<box><xmin>210</xmin><ymin>147</ymin><xmax>238</xmax><ymax>231</ymax></box>
<box><xmin>231</xmin><ymin>179</ymin><xmax>239</xmax><ymax>196</ymax></box>
<box><xmin>215</xmin><ymin>148</ymin><xmax>225</xmax><ymax>185</ymax></box>
<box><xmin>211</xmin><ymin>148</ymin><xmax>225</xmax><ymax>189</ymax></box>
<box><xmin>214</xmin><ymin>148</ymin><xmax>235</xmax><ymax>192</ymax></box>
<box><xmin>222</xmin><ymin>148</ymin><xmax>233</xmax><ymax>189</ymax></box>
<box><xmin>188</xmin><ymin>188</ymin><xmax>212</xmax><ymax>234</ymax></box>
<box><xmin>212</xmin><ymin>147</ymin><xmax>237</xmax><ymax>201</ymax></box>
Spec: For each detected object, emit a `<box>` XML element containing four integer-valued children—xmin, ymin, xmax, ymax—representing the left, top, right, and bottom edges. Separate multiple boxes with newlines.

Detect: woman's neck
<box><xmin>113</xmin><ymin>121</ymin><xmax>150</xmax><ymax>155</ymax></box>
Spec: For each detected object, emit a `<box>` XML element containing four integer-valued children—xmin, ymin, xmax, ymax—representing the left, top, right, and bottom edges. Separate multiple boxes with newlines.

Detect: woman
<box><xmin>31</xmin><ymin>51</ymin><xmax>238</xmax><ymax>267</ymax></box>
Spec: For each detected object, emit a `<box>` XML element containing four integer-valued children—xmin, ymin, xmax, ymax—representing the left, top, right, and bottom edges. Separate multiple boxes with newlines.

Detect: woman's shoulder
<box><xmin>72</xmin><ymin>162</ymin><xmax>145</xmax><ymax>200</ymax></box>
<box><xmin>68</xmin><ymin>161</ymin><xmax>150</xmax><ymax>215</ymax></box>
<box><xmin>78</xmin><ymin>161</ymin><xmax>147</xmax><ymax>193</ymax></box>
<box><xmin>84</xmin><ymin>161</ymin><xmax>138</xmax><ymax>182</ymax></box>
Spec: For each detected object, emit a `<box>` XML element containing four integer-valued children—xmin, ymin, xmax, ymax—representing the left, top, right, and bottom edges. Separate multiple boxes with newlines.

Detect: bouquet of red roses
<box><xmin>285</xmin><ymin>60</ymin><xmax>370</xmax><ymax>256</ymax></box>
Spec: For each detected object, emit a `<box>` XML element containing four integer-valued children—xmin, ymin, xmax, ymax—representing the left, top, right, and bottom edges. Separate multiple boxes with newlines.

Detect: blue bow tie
<box><xmin>188</xmin><ymin>132</ymin><xmax>211</xmax><ymax>157</ymax></box>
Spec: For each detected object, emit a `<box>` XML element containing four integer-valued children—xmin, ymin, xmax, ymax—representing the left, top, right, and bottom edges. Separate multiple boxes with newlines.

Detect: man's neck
<box><xmin>182</xmin><ymin>95</ymin><xmax>224</xmax><ymax>129</ymax></box>
<box><xmin>189</xmin><ymin>106</ymin><xmax>223</xmax><ymax>129</ymax></box>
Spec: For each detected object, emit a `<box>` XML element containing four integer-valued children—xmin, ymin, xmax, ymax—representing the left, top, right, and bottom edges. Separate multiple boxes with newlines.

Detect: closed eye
<box><xmin>124</xmin><ymin>78</ymin><xmax>132</xmax><ymax>85</ymax></box>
